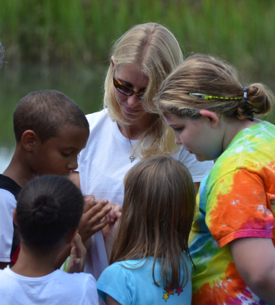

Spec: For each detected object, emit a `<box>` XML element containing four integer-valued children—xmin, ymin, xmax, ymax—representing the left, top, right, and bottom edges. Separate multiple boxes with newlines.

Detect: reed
<box><xmin>1</xmin><ymin>0</ymin><xmax>275</xmax><ymax>67</ymax></box>
<box><xmin>0</xmin><ymin>0</ymin><xmax>274</xmax><ymax>140</ymax></box>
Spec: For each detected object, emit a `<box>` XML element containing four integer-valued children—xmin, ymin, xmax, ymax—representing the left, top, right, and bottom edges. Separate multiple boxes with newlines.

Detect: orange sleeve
<box><xmin>206</xmin><ymin>169</ymin><xmax>275</xmax><ymax>247</ymax></box>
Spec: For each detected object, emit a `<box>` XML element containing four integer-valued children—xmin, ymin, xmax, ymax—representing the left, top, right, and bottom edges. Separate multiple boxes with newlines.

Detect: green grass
<box><xmin>1</xmin><ymin>0</ymin><xmax>275</xmax><ymax>69</ymax></box>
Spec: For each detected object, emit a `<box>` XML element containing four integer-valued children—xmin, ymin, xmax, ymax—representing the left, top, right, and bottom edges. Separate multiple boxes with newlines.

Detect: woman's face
<box><xmin>113</xmin><ymin>63</ymin><xmax>151</xmax><ymax>125</ymax></box>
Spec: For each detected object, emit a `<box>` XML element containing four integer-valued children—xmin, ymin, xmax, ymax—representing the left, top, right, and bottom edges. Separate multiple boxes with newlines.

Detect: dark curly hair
<box><xmin>16</xmin><ymin>175</ymin><xmax>84</xmax><ymax>250</ymax></box>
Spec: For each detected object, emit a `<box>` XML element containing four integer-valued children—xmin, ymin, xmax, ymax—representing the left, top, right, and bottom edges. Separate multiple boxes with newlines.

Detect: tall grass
<box><xmin>1</xmin><ymin>0</ymin><xmax>275</xmax><ymax>68</ymax></box>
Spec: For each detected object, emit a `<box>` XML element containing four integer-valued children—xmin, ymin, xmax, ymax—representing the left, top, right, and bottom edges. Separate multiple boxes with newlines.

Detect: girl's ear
<box><xmin>199</xmin><ymin>109</ymin><xmax>220</xmax><ymax>128</ymax></box>
<box><xmin>111</xmin><ymin>56</ymin><xmax>115</xmax><ymax>68</ymax></box>
<box><xmin>21</xmin><ymin>130</ymin><xmax>38</xmax><ymax>152</ymax></box>
<box><xmin>13</xmin><ymin>209</ymin><xmax>18</xmax><ymax>226</ymax></box>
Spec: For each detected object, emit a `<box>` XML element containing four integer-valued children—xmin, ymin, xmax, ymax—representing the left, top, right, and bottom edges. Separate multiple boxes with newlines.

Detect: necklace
<box><xmin>125</xmin><ymin>128</ymin><xmax>136</xmax><ymax>163</ymax></box>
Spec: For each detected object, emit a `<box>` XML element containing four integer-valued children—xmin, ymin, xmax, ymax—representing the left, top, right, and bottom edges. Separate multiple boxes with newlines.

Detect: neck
<box><xmin>118</xmin><ymin>117</ymin><xmax>153</xmax><ymax>140</ymax></box>
<box><xmin>3</xmin><ymin>147</ymin><xmax>34</xmax><ymax>187</ymax></box>
<box><xmin>222</xmin><ymin>117</ymin><xmax>260</xmax><ymax>151</ymax></box>
<box><xmin>11</xmin><ymin>242</ymin><xmax>64</xmax><ymax>277</ymax></box>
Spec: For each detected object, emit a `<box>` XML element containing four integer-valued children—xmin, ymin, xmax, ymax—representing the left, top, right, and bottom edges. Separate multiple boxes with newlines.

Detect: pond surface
<box><xmin>0</xmin><ymin>62</ymin><xmax>106</xmax><ymax>173</ymax></box>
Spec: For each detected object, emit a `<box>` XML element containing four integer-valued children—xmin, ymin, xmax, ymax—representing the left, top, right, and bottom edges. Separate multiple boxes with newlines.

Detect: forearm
<box><xmin>102</xmin><ymin>210</ymin><xmax>121</xmax><ymax>262</ymax></box>
<box><xmin>247</xmin><ymin>267</ymin><xmax>275</xmax><ymax>304</ymax></box>
<box><xmin>230</xmin><ymin>237</ymin><xmax>275</xmax><ymax>304</ymax></box>
<box><xmin>54</xmin><ymin>245</ymin><xmax>71</xmax><ymax>269</ymax></box>
<box><xmin>104</xmin><ymin>236</ymin><xmax>113</xmax><ymax>262</ymax></box>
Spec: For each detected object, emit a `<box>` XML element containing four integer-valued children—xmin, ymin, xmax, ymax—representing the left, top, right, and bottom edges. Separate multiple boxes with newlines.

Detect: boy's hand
<box><xmin>78</xmin><ymin>196</ymin><xmax>111</xmax><ymax>241</ymax></box>
<box><xmin>67</xmin><ymin>233</ymin><xmax>86</xmax><ymax>273</ymax></box>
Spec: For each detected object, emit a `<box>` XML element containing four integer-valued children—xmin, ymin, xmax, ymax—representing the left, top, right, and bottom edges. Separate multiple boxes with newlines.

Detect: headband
<box><xmin>189</xmin><ymin>89</ymin><xmax>254</xmax><ymax>121</ymax></box>
<box><xmin>189</xmin><ymin>93</ymin><xmax>242</xmax><ymax>101</ymax></box>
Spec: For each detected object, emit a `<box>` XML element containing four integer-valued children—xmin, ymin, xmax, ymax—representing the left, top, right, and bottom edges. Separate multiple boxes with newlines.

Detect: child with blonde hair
<box><xmin>155</xmin><ymin>54</ymin><xmax>275</xmax><ymax>304</ymax></box>
<box><xmin>97</xmin><ymin>156</ymin><xmax>196</xmax><ymax>305</ymax></box>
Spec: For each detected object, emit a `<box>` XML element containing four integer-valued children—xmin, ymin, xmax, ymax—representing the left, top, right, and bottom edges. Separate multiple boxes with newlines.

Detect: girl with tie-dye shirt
<box><xmin>155</xmin><ymin>54</ymin><xmax>275</xmax><ymax>304</ymax></box>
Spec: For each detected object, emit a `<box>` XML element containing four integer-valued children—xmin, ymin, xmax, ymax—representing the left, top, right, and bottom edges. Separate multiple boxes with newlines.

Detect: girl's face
<box><xmin>113</xmin><ymin>63</ymin><xmax>152</xmax><ymax>125</ymax></box>
<box><xmin>164</xmin><ymin>113</ymin><xmax>223</xmax><ymax>161</ymax></box>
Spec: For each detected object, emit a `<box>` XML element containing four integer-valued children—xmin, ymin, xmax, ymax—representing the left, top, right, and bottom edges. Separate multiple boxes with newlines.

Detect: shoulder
<box><xmin>0</xmin><ymin>266</ymin><xmax>11</xmax><ymax>277</ymax></box>
<box><xmin>97</xmin><ymin>261</ymin><xmax>135</xmax><ymax>305</ymax></box>
<box><xmin>57</xmin><ymin>270</ymin><xmax>96</xmax><ymax>285</ymax></box>
<box><xmin>0</xmin><ymin>175</ymin><xmax>21</xmax><ymax>198</ymax></box>
<box><xmin>0</xmin><ymin>188</ymin><xmax>17</xmax><ymax>206</ymax></box>
<box><xmin>0</xmin><ymin>175</ymin><xmax>20</xmax><ymax>212</ymax></box>
<box><xmin>85</xmin><ymin>109</ymin><xmax>111</xmax><ymax>129</ymax></box>
<box><xmin>98</xmin><ymin>261</ymin><xmax>130</xmax><ymax>280</ymax></box>
<box><xmin>213</xmin><ymin>121</ymin><xmax>275</xmax><ymax>177</ymax></box>
<box><xmin>98</xmin><ymin>259</ymin><xmax>152</xmax><ymax>290</ymax></box>
<box><xmin>53</xmin><ymin>271</ymin><xmax>98</xmax><ymax>302</ymax></box>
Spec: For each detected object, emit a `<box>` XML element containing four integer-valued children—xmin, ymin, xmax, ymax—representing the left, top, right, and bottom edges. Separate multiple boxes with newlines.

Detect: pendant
<box><xmin>129</xmin><ymin>155</ymin><xmax>136</xmax><ymax>163</ymax></box>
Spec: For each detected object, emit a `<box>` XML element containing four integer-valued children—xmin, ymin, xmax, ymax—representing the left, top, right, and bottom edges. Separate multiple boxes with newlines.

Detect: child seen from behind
<box><xmin>0</xmin><ymin>175</ymin><xmax>99</xmax><ymax>304</ymax></box>
<box><xmin>97</xmin><ymin>156</ymin><xmax>196</xmax><ymax>305</ymax></box>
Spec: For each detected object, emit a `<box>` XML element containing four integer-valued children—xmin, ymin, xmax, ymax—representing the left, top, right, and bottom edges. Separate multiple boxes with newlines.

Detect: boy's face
<box><xmin>32</xmin><ymin>125</ymin><xmax>89</xmax><ymax>176</ymax></box>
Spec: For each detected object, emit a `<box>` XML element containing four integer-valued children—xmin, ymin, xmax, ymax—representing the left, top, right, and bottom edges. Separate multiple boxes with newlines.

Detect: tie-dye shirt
<box><xmin>189</xmin><ymin>121</ymin><xmax>275</xmax><ymax>305</ymax></box>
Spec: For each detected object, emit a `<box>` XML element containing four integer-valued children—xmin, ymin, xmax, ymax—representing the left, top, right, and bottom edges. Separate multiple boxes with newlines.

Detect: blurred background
<box><xmin>1</xmin><ymin>0</ymin><xmax>275</xmax><ymax>171</ymax></box>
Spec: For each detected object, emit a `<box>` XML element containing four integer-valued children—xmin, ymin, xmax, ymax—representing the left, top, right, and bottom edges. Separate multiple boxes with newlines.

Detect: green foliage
<box><xmin>0</xmin><ymin>0</ymin><xmax>274</xmax><ymax>141</ymax></box>
<box><xmin>1</xmin><ymin>0</ymin><xmax>274</xmax><ymax>69</ymax></box>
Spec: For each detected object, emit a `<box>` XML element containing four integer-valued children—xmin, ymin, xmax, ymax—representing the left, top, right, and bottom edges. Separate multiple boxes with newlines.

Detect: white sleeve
<box><xmin>176</xmin><ymin>146</ymin><xmax>214</xmax><ymax>183</ymax></box>
<box><xmin>0</xmin><ymin>190</ymin><xmax>16</xmax><ymax>262</ymax></box>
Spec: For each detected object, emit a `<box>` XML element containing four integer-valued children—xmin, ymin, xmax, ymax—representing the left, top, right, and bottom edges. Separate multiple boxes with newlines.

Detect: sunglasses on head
<box><xmin>113</xmin><ymin>71</ymin><xmax>145</xmax><ymax>100</ymax></box>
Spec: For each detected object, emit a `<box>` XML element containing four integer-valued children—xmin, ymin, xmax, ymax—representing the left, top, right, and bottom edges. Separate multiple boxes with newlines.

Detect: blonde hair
<box><xmin>110</xmin><ymin>156</ymin><xmax>196</xmax><ymax>290</ymax></box>
<box><xmin>104</xmin><ymin>23</ymin><xmax>184</xmax><ymax>158</ymax></box>
<box><xmin>155</xmin><ymin>54</ymin><xmax>274</xmax><ymax>119</ymax></box>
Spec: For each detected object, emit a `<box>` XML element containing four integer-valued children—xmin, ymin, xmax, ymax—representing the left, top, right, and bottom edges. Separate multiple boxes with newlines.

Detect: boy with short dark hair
<box><xmin>0</xmin><ymin>90</ymin><xmax>108</xmax><ymax>269</ymax></box>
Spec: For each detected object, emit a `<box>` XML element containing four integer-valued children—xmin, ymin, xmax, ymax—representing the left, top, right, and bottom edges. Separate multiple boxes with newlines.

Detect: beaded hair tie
<box><xmin>189</xmin><ymin>93</ymin><xmax>242</xmax><ymax>100</ymax></box>
<box><xmin>189</xmin><ymin>91</ymin><xmax>254</xmax><ymax>121</ymax></box>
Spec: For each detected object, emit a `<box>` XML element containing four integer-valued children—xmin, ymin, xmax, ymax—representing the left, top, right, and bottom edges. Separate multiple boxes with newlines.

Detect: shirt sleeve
<box><xmin>206</xmin><ymin>169</ymin><xmax>275</xmax><ymax>247</ymax></box>
<box><xmin>177</xmin><ymin>146</ymin><xmax>214</xmax><ymax>183</ymax></box>
<box><xmin>0</xmin><ymin>190</ymin><xmax>16</xmax><ymax>262</ymax></box>
<box><xmin>97</xmin><ymin>263</ymin><xmax>133</xmax><ymax>305</ymax></box>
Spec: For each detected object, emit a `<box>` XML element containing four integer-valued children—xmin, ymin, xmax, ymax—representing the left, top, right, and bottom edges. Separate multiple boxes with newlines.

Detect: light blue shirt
<box><xmin>97</xmin><ymin>256</ymin><xmax>192</xmax><ymax>305</ymax></box>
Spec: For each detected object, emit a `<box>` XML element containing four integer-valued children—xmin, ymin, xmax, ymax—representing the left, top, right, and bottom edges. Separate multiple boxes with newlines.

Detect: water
<box><xmin>1</xmin><ymin>62</ymin><xmax>275</xmax><ymax>173</ymax></box>
<box><xmin>0</xmin><ymin>62</ymin><xmax>106</xmax><ymax>173</ymax></box>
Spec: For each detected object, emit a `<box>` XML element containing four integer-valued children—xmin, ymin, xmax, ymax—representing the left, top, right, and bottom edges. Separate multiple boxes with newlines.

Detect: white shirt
<box><xmin>77</xmin><ymin>109</ymin><xmax>213</xmax><ymax>281</ymax></box>
<box><xmin>0</xmin><ymin>267</ymin><xmax>99</xmax><ymax>305</ymax></box>
<box><xmin>0</xmin><ymin>175</ymin><xmax>21</xmax><ymax>263</ymax></box>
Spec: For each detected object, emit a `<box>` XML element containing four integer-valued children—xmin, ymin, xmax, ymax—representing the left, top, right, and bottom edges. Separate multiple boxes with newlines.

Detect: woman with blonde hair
<box><xmin>71</xmin><ymin>24</ymin><xmax>213</xmax><ymax>285</ymax></box>
<box><xmin>155</xmin><ymin>54</ymin><xmax>275</xmax><ymax>304</ymax></box>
